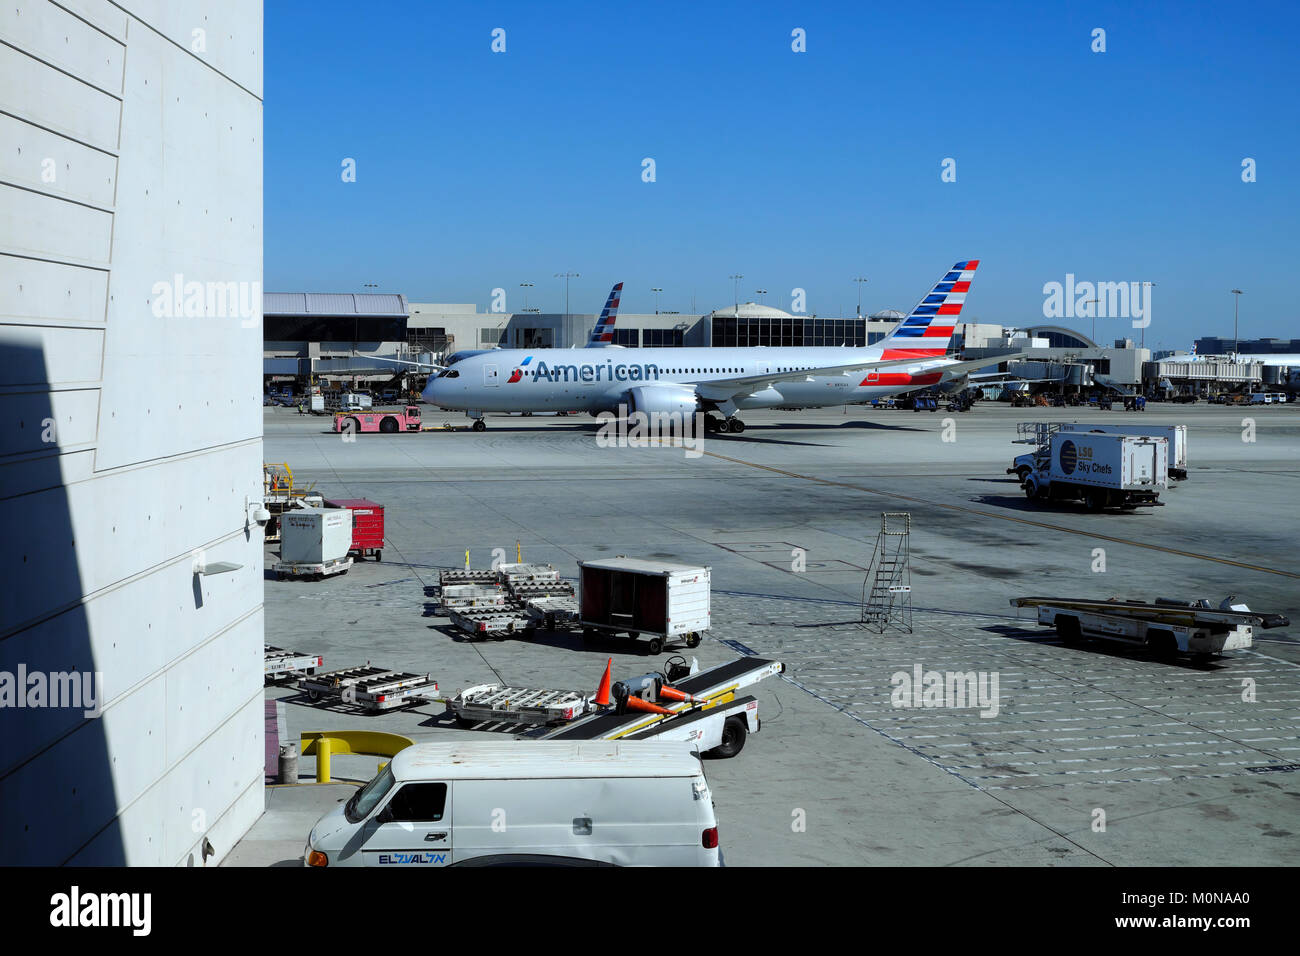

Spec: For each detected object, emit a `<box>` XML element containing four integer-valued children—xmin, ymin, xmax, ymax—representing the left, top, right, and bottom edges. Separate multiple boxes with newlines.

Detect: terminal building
<box><xmin>263</xmin><ymin>293</ymin><xmax>1293</xmax><ymax>401</ymax></box>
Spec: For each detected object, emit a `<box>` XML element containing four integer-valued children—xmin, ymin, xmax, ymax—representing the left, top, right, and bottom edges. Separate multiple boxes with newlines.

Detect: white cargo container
<box><xmin>1023</xmin><ymin>433</ymin><xmax>1167</xmax><ymax>510</ymax></box>
<box><xmin>281</xmin><ymin>507</ymin><xmax>353</xmax><ymax>563</ymax></box>
<box><xmin>1059</xmin><ymin>422</ymin><xmax>1189</xmax><ymax>479</ymax></box>
<box><xmin>578</xmin><ymin>558</ymin><xmax>710</xmax><ymax>655</ymax></box>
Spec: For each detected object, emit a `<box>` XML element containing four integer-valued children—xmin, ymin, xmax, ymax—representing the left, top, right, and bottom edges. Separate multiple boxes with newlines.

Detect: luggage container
<box><xmin>275</xmin><ymin>507</ymin><xmax>355</xmax><ymax>579</ymax></box>
<box><xmin>578</xmin><ymin>558</ymin><xmax>710</xmax><ymax>655</ymax></box>
<box><xmin>324</xmin><ymin>498</ymin><xmax>386</xmax><ymax>560</ymax></box>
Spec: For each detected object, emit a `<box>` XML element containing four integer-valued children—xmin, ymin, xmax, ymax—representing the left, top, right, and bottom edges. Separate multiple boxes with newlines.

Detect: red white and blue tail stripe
<box><xmin>878</xmin><ymin>260</ymin><xmax>979</xmax><ymax>358</ymax></box>
<box><xmin>586</xmin><ymin>282</ymin><xmax>624</xmax><ymax>346</ymax></box>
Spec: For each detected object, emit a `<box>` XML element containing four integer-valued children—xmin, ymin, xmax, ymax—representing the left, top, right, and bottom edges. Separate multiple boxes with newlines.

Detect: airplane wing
<box><xmin>692</xmin><ymin>355</ymin><xmax>1021</xmax><ymax>401</ymax></box>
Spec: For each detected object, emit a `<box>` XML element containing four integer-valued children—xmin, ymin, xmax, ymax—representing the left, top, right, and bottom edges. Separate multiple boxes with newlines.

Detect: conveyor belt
<box><xmin>673</xmin><ymin>657</ymin><xmax>782</xmax><ymax>695</ymax></box>
<box><xmin>545</xmin><ymin>710</ymin><xmax>650</xmax><ymax>741</ymax></box>
<box><xmin>1012</xmin><ymin>597</ymin><xmax>1289</xmax><ymax>629</ymax></box>
<box><xmin>543</xmin><ymin>658</ymin><xmax>782</xmax><ymax>742</ymax></box>
<box><xmin>625</xmin><ymin>696</ymin><xmax>757</xmax><ymax>740</ymax></box>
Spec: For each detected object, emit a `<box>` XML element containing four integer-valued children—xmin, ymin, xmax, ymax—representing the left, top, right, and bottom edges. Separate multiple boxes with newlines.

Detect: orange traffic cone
<box><xmin>657</xmin><ymin>684</ymin><xmax>696</xmax><ymax>703</ymax></box>
<box><xmin>593</xmin><ymin>658</ymin><xmax>612</xmax><ymax>707</ymax></box>
<box><xmin>624</xmin><ymin>696</ymin><xmax>674</xmax><ymax>716</ymax></box>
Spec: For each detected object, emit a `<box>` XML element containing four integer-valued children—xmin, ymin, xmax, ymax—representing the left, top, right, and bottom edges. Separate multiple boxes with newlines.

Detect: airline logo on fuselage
<box><xmin>507</xmin><ymin>357</ymin><xmax>661</xmax><ymax>385</ymax></box>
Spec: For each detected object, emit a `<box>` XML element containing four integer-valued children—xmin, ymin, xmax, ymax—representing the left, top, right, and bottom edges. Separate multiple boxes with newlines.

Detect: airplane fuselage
<box><xmin>423</xmin><ymin>346</ymin><xmax>951</xmax><ymax>414</ymax></box>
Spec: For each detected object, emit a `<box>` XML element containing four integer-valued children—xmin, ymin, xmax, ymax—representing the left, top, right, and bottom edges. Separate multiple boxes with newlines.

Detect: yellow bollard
<box><xmin>314</xmin><ymin>736</ymin><xmax>332</xmax><ymax>783</ymax></box>
<box><xmin>516</xmin><ymin>540</ymin><xmax>521</xmax><ymax>562</ymax></box>
<box><xmin>464</xmin><ymin>548</ymin><xmax>470</xmax><ymax>570</ymax></box>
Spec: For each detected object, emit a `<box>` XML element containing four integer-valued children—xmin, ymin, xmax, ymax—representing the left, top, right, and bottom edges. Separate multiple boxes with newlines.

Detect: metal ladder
<box><xmin>860</xmin><ymin>512</ymin><xmax>912</xmax><ymax>633</ymax></box>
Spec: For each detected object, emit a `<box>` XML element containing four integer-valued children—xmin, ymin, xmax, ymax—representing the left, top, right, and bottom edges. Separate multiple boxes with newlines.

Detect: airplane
<box><xmin>423</xmin><ymin>260</ymin><xmax>1016</xmax><ymax>432</ymax></box>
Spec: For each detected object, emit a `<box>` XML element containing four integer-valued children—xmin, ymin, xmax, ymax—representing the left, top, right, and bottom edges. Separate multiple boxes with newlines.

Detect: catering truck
<box><xmin>1058</xmin><ymin>422</ymin><xmax>1189</xmax><ymax>480</ymax></box>
<box><xmin>303</xmin><ymin>740</ymin><xmax>721</xmax><ymax>867</ymax></box>
<box><xmin>1018</xmin><ymin>432</ymin><xmax>1167</xmax><ymax>511</ymax></box>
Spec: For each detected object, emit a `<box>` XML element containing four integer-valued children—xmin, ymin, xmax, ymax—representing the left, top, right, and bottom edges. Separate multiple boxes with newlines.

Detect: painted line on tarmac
<box><xmin>701</xmin><ymin>449</ymin><xmax>1300</xmax><ymax>579</ymax></box>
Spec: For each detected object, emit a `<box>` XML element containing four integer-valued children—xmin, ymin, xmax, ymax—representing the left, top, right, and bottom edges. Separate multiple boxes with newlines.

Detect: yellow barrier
<box><xmin>299</xmin><ymin>731</ymin><xmax>415</xmax><ymax>784</ymax></box>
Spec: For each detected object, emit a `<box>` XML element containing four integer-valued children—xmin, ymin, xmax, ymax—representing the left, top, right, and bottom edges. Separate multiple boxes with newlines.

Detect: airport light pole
<box><xmin>755</xmin><ymin>288</ymin><xmax>768</xmax><ymax>305</ymax></box>
<box><xmin>519</xmin><ymin>281</ymin><xmax>533</xmax><ymax>312</ymax></box>
<box><xmin>651</xmin><ymin>287</ymin><xmax>663</xmax><ymax>314</ymax></box>
<box><xmin>853</xmin><ymin>276</ymin><xmax>868</xmax><ymax>318</ymax></box>
<box><xmin>555</xmin><ymin>272</ymin><xmax>579</xmax><ymax>318</ymax></box>
<box><xmin>1084</xmin><ymin>297</ymin><xmax>1100</xmax><ymax>346</ymax></box>
<box><xmin>1231</xmin><ymin>289</ymin><xmax>1244</xmax><ymax>356</ymax></box>
<box><xmin>729</xmin><ymin>274</ymin><xmax>743</xmax><ymax>309</ymax></box>
<box><xmin>1140</xmin><ymin>281</ymin><xmax>1155</xmax><ymax>350</ymax></box>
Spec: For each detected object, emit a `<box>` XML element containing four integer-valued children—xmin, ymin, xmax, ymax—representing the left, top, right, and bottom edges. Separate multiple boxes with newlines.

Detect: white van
<box><xmin>304</xmin><ymin>740</ymin><xmax>721</xmax><ymax>867</ymax></box>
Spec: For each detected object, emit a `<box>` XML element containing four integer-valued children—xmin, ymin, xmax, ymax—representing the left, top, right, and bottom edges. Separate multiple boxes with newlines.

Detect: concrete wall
<box><xmin>0</xmin><ymin>0</ymin><xmax>264</xmax><ymax>865</ymax></box>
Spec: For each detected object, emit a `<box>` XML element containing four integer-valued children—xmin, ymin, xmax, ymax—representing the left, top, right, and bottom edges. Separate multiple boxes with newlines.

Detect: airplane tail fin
<box><xmin>586</xmin><ymin>282</ymin><xmax>624</xmax><ymax>346</ymax></box>
<box><xmin>877</xmin><ymin>260</ymin><xmax>979</xmax><ymax>358</ymax></box>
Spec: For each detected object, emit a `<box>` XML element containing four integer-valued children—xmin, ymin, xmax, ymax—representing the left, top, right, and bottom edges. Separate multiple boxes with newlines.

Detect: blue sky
<box><xmin>265</xmin><ymin>1</ymin><xmax>1299</xmax><ymax>349</ymax></box>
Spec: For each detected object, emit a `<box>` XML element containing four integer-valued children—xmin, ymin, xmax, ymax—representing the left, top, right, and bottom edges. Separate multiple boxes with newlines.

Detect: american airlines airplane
<box><xmin>423</xmin><ymin>260</ymin><xmax>1007</xmax><ymax>432</ymax></box>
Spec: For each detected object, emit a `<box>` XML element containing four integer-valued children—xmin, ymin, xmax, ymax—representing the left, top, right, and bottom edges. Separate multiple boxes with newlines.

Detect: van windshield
<box><xmin>344</xmin><ymin>765</ymin><xmax>395</xmax><ymax>823</ymax></box>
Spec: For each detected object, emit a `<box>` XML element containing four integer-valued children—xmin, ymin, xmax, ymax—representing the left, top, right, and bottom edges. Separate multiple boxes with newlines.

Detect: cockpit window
<box><xmin>437</xmin><ymin>369</ymin><xmax>460</xmax><ymax>379</ymax></box>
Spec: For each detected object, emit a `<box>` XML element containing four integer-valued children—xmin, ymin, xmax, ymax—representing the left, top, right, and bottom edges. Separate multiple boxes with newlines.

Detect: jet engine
<box><xmin>626</xmin><ymin>384</ymin><xmax>699</xmax><ymax>417</ymax></box>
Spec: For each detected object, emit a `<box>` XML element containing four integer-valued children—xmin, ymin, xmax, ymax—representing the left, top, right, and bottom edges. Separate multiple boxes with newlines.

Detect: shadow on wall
<box><xmin>0</xmin><ymin>341</ymin><xmax>126</xmax><ymax>865</ymax></box>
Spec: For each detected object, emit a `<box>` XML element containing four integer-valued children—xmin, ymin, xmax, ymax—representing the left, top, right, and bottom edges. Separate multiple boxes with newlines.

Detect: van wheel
<box><xmin>1085</xmin><ymin>489</ymin><xmax>1107</xmax><ymax>511</ymax></box>
<box><xmin>375</xmin><ymin>550</ymin><xmax>383</xmax><ymax>562</ymax></box>
<box><xmin>709</xmin><ymin>717</ymin><xmax>748</xmax><ymax>758</ymax></box>
<box><xmin>1023</xmin><ymin>477</ymin><xmax>1040</xmax><ymax>500</ymax></box>
<box><xmin>647</xmin><ymin>637</ymin><xmax>663</xmax><ymax>655</ymax></box>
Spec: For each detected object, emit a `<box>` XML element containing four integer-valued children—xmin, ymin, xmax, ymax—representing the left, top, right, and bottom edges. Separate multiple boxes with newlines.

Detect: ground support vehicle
<box><xmin>1009</xmin><ymin>429</ymin><xmax>1167</xmax><ymax>510</ymax></box>
<box><xmin>265</xmin><ymin>645</ymin><xmax>322</xmax><ymax>684</ymax></box>
<box><xmin>334</xmin><ymin>406</ymin><xmax>422</xmax><ymax>434</ymax></box>
<box><xmin>298</xmin><ymin>665</ymin><xmax>439</xmax><ymax>711</ymax></box>
<box><xmin>1011</xmin><ymin>596</ymin><xmax>1287</xmax><ymax>662</ymax></box>
<box><xmin>324</xmin><ymin>497</ymin><xmax>386</xmax><ymax>560</ymax></box>
<box><xmin>540</xmin><ymin>656</ymin><xmax>784</xmax><ymax>759</ymax></box>
<box><xmin>446</xmin><ymin>685</ymin><xmax>592</xmax><ymax>726</ymax></box>
<box><xmin>578</xmin><ymin>558</ymin><xmax>710</xmax><ymax>655</ymax></box>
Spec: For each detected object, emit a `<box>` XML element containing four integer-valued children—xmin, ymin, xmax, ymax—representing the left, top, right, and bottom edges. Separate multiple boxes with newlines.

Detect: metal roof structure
<box><xmin>264</xmin><ymin>292</ymin><xmax>408</xmax><ymax>317</ymax></box>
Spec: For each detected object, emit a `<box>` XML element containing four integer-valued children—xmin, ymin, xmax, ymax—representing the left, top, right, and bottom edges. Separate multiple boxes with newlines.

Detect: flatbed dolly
<box><xmin>274</xmin><ymin>556</ymin><xmax>352</xmax><ymax>581</ymax></box>
<box><xmin>264</xmin><ymin>644</ymin><xmax>322</xmax><ymax>684</ymax></box>
<box><xmin>445</xmin><ymin>685</ymin><xmax>592</xmax><ymax>727</ymax></box>
<box><xmin>296</xmin><ymin>664</ymin><xmax>439</xmax><ymax>711</ymax></box>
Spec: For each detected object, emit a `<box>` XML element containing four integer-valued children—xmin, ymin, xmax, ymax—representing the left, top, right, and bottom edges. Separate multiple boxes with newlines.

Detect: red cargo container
<box><xmin>324</xmin><ymin>498</ymin><xmax>385</xmax><ymax>561</ymax></box>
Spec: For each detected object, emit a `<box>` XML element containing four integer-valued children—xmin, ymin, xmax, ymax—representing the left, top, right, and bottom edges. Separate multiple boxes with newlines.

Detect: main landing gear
<box><xmin>472</xmin><ymin>419</ymin><xmax>487</xmax><ymax>432</ymax></box>
<box><xmin>706</xmin><ymin>416</ymin><xmax>745</xmax><ymax>434</ymax></box>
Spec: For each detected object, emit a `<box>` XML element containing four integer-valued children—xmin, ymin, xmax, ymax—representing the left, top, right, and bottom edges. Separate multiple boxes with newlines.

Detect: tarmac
<box><xmin>227</xmin><ymin>400</ymin><xmax>1300</xmax><ymax>866</ymax></box>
